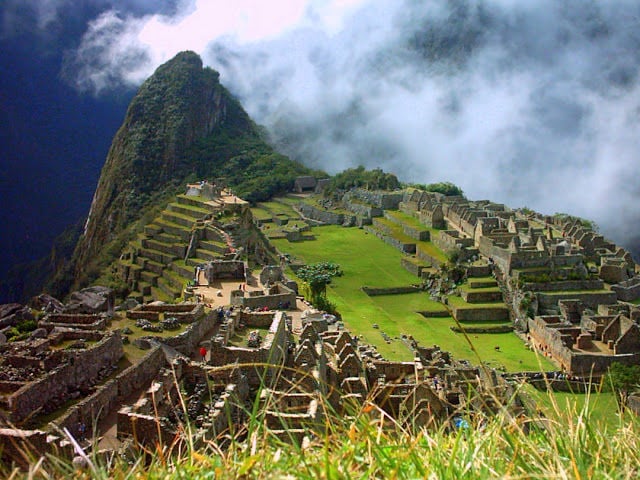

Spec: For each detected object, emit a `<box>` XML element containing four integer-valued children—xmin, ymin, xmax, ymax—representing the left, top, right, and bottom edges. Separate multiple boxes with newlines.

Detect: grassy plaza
<box><xmin>272</xmin><ymin>225</ymin><xmax>554</xmax><ymax>371</ymax></box>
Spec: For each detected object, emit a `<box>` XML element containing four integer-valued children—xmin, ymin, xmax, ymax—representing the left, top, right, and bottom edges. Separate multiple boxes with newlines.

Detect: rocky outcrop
<box><xmin>0</xmin><ymin>303</ymin><xmax>34</xmax><ymax>328</ymax></box>
<box><xmin>64</xmin><ymin>286</ymin><xmax>114</xmax><ymax>314</ymax></box>
<box><xmin>30</xmin><ymin>293</ymin><xmax>64</xmax><ymax>313</ymax></box>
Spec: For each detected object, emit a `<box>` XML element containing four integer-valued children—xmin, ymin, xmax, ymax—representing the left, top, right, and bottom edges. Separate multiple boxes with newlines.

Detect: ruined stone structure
<box><xmin>0</xmin><ymin>295</ymin><xmax>218</xmax><ymax>465</ymax></box>
<box><xmin>6</xmin><ymin>182</ymin><xmax>640</xmax><ymax>465</ymax></box>
<box><xmin>399</xmin><ymin>189</ymin><xmax>446</xmax><ymax>229</ymax></box>
<box><xmin>527</xmin><ymin>300</ymin><xmax>640</xmax><ymax>376</ymax></box>
<box><xmin>0</xmin><ymin>330</ymin><xmax>123</xmax><ymax>425</ymax></box>
<box><xmin>293</xmin><ymin>176</ymin><xmax>318</xmax><ymax>193</ymax></box>
<box><xmin>202</xmin><ymin>260</ymin><xmax>246</xmax><ymax>283</ymax></box>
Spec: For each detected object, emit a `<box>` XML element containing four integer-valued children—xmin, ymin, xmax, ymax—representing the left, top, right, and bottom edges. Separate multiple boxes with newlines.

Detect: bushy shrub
<box><xmin>16</xmin><ymin>319</ymin><xmax>37</xmax><ymax>333</ymax></box>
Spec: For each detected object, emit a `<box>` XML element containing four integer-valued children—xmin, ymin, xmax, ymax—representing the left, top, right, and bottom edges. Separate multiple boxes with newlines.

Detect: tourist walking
<box><xmin>199</xmin><ymin>346</ymin><xmax>207</xmax><ymax>362</ymax></box>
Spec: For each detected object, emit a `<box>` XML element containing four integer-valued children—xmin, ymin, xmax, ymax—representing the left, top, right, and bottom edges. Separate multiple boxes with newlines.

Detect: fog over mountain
<box><xmin>67</xmin><ymin>0</ymin><xmax>640</xmax><ymax>252</ymax></box>
<box><xmin>2</xmin><ymin>0</ymin><xmax>640</xmax><ymax>281</ymax></box>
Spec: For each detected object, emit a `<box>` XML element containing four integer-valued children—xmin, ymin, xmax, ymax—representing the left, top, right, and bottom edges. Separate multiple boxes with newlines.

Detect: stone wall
<box><xmin>53</xmin><ymin>380</ymin><xmax>119</xmax><ymax>437</ymax></box>
<box><xmin>521</xmin><ymin>279</ymin><xmax>604</xmax><ymax>292</ymax></box>
<box><xmin>401</xmin><ymin>257</ymin><xmax>429</xmax><ymax>277</ymax></box>
<box><xmin>232</xmin><ymin>283</ymin><xmax>296</xmax><ymax>310</ymax></box>
<box><xmin>460</xmin><ymin>290</ymin><xmax>504</xmax><ymax>303</ymax></box>
<box><xmin>364</xmin><ymin>225</ymin><xmax>416</xmax><ymax>254</ymax></box>
<box><xmin>370</xmin><ymin>218</ymin><xmax>395</xmax><ymax>236</ymax></box>
<box><xmin>450</xmin><ymin>324</ymin><xmax>513</xmax><ymax>334</ymax></box>
<box><xmin>114</xmin><ymin>346</ymin><xmax>166</xmax><ymax>401</ymax></box>
<box><xmin>527</xmin><ymin>378</ymin><xmax>595</xmax><ymax>393</ymax></box>
<box><xmin>416</xmin><ymin>244</ymin><xmax>444</xmax><ymax>268</ymax></box>
<box><xmin>568</xmin><ymin>352</ymin><xmax>640</xmax><ymax>377</ymax></box>
<box><xmin>343</xmin><ymin>197</ymin><xmax>383</xmax><ymax>218</ymax></box>
<box><xmin>126</xmin><ymin>303</ymin><xmax>204</xmax><ymax>324</ymax></box>
<box><xmin>433</xmin><ymin>230</ymin><xmax>474</xmax><ymax>253</ymax></box>
<box><xmin>611</xmin><ymin>277</ymin><xmax>640</xmax><ymax>302</ymax></box>
<box><xmin>361</xmin><ymin>286</ymin><xmax>421</xmax><ymax>296</ymax></box>
<box><xmin>204</xmin><ymin>260</ymin><xmax>245</xmax><ymax>282</ymax></box>
<box><xmin>155</xmin><ymin>311</ymin><xmax>216</xmax><ymax>355</ymax></box>
<box><xmin>7</xmin><ymin>332</ymin><xmax>123</xmax><ymax>424</ymax></box>
<box><xmin>117</xmin><ymin>409</ymin><xmax>176</xmax><ymax>447</ymax></box>
<box><xmin>537</xmin><ymin>291</ymin><xmax>618</xmax><ymax>310</ymax></box>
<box><xmin>138</xmin><ymin>303</ymin><xmax>201</xmax><ymax>313</ymax></box>
<box><xmin>0</xmin><ymin>428</ymin><xmax>74</xmax><ymax>468</ymax></box>
<box><xmin>628</xmin><ymin>394</ymin><xmax>640</xmax><ymax>415</ymax></box>
<box><xmin>52</xmin><ymin>330</ymin><xmax>105</xmax><ymax>342</ymax></box>
<box><xmin>209</xmin><ymin>313</ymin><xmax>288</xmax><ymax>388</ymax></box>
<box><xmin>347</xmin><ymin>189</ymin><xmax>404</xmax><ymax>209</ymax></box>
<box><xmin>368</xmin><ymin>361</ymin><xmax>420</xmax><ymax>383</ymax></box>
<box><xmin>452</xmin><ymin>306</ymin><xmax>509</xmax><ymax>322</ymax></box>
<box><xmin>45</xmin><ymin>313</ymin><xmax>104</xmax><ymax>325</ymax></box>
<box><xmin>299</xmin><ymin>204</ymin><xmax>346</xmax><ymax>225</ymax></box>
<box><xmin>382</xmin><ymin>211</ymin><xmax>430</xmax><ymax>241</ymax></box>
<box><xmin>127</xmin><ymin>310</ymin><xmax>160</xmax><ymax>321</ymax></box>
<box><xmin>40</xmin><ymin>313</ymin><xmax>107</xmax><ymax>331</ymax></box>
<box><xmin>237</xmin><ymin>311</ymin><xmax>280</xmax><ymax>328</ymax></box>
<box><xmin>478</xmin><ymin>237</ymin><xmax>512</xmax><ymax>273</ymax></box>
<box><xmin>403</xmin><ymin>224</ymin><xmax>430</xmax><ymax>241</ymax></box>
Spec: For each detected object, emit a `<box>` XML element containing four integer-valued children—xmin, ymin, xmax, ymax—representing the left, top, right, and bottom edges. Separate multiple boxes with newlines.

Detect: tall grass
<box><xmin>3</xmin><ymin>365</ymin><xmax>640</xmax><ymax>479</ymax></box>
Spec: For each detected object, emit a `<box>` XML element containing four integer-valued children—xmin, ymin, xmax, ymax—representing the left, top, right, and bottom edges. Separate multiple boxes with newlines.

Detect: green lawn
<box><xmin>416</xmin><ymin>241</ymin><xmax>448</xmax><ymax>262</ymax></box>
<box><xmin>259</xmin><ymin>201</ymin><xmax>300</xmax><ymax>217</ymax></box>
<box><xmin>523</xmin><ymin>385</ymin><xmax>623</xmax><ymax>431</ymax></box>
<box><xmin>250</xmin><ymin>207</ymin><xmax>273</xmax><ymax>220</ymax></box>
<box><xmin>272</xmin><ymin>225</ymin><xmax>554</xmax><ymax>371</ymax></box>
<box><xmin>373</xmin><ymin>217</ymin><xmax>416</xmax><ymax>243</ymax></box>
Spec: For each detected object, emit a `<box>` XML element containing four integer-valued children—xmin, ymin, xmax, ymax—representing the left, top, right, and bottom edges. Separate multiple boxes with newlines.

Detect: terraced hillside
<box><xmin>251</xmin><ymin>196</ymin><xmax>310</xmax><ymax>240</ymax></box>
<box><xmin>447</xmin><ymin>275</ymin><xmax>511</xmax><ymax>326</ymax></box>
<box><xmin>364</xmin><ymin>206</ymin><xmax>448</xmax><ymax>271</ymax></box>
<box><xmin>117</xmin><ymin>194</ymin><xmax>235</xmax><ymax>303</ymax></box>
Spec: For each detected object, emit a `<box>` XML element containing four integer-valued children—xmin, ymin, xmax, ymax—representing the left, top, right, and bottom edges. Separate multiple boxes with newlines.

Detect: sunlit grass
<box><xmin>272</xmin><ymin>225</ymin><xmax>553</xmax><ymax>370</ymax></box>
<box><xmin>8</xmin><ymin>380</ymin><xmax>640</xmax><ymax>479</ymax></box>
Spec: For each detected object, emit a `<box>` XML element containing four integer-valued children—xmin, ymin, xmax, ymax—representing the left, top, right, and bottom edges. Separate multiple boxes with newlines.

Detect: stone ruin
<box><xmin>226</xmin><ymin>265</ymin><xmax>297</xmax><ymax>311</ymax></box>
<box><xmin>202</xmin><ymin>259</ymin><xmax>246</xmax><ymax>283</ymax></box>
<box><xmin>0</xmin><ymin>292</ymin><xmax>220</xmax><ymax>467</ymax></box>
<box><xmin>526</xmin><ymin>300</ymin><xmax>640</xmax><ymax>376</ymax></box>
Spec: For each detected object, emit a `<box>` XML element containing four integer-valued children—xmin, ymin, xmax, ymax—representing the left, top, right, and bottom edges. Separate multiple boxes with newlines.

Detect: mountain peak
<box><xmin>71</xmin><ymin>52</ymin><xmax>252</xmax><ymax>284</ymax></box>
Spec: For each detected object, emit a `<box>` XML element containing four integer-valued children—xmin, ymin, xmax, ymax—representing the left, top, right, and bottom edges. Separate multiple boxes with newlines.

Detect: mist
<box><xmin>68</xmin><ymin>0</ymin><xmax>640</xmax><ymax>252</ymax></box>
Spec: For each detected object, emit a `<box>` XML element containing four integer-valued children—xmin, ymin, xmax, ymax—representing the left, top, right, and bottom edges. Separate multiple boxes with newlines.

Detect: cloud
<box><xmin>66</xmin><ymin>0</ymin><xmax>640</xmax><ymax>251</ymax></box>
<box><xmin>66</xmin><ymin>0</ymin><xmax>367</xmax><ymax>92</ymax></box>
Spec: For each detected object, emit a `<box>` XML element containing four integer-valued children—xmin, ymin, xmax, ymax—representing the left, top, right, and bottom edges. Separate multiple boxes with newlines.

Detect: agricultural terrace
<box><xmin>272</xmin><ymin>225</ymin><xmax>554</xmax><ymax>371</ymax></box>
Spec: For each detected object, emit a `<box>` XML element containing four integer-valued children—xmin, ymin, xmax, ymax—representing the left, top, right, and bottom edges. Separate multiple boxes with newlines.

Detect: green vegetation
<box><xmin>187</xmin><ymin>132</ymin><xmax>323</xmax><ymax>204</ymax></box>
<box><xmin>8</xmin><ymin>385</ymin><xmax>640</xmax><ymax>479</ymax></box>
<box><xmin>409</xmin><ymin>181</ymin><xmax>464</xmax><ymax>196</ymax></box>
<box><xmin>59</xmin><ymin>51</ymin><xmax>325</xmax><ymax>299</ymax></box>
<box><xmin>606</xmin><ymin>362</ymin><xmax>640</xmax><ymax>407</ymax></box>
<box><xmin>273</xmin><ymin>225</ymin><xmax>552</xmax><ymax>371</ymax></box>
<box><xmin>325</xmin><ymin>166</ymin><xmax>400</xmax><ymax>193</ymax></box>
<box><xmin>296</xmin><ymin>262</ymin><xmax>343</xmax><ymax>313</ymax></box>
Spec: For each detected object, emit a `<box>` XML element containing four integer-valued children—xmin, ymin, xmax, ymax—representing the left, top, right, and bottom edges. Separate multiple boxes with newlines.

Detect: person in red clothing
<box><xmin>199</xmin><ymin>346</ymin><xmax>207</xmax><ymax>362</ymax></box>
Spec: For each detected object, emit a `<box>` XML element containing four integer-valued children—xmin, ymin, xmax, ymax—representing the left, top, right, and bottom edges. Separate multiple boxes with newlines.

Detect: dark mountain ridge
<box><xmin>49</xmin><ymin>51</ymin><xmax>317</xmax><ymax>297</ymax></box>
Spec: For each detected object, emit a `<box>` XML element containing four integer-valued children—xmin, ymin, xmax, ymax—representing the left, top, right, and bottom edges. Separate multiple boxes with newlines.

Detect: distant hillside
<box><xmin>58</xmin><ymin>51</ymin><xmax>319</xmax><ymax>296</ymax></box>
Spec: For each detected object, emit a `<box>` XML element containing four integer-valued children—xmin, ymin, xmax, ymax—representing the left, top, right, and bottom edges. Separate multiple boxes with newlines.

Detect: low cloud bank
<box><xmin>27</xmin><ymin>1</ymin><xmax>640</xmax><ymax>250</ymax></box>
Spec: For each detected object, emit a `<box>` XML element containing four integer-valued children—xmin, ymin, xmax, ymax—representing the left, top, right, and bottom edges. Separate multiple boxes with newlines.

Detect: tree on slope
<box><xmin>606</xmin><ymin>362</ymin><xmax>640</xmax><ymax>408</ymax></box>
<box><xmin>296</xmin><ymin>262</ymin><xmax>343</xmax><ymax>311</ymax></box>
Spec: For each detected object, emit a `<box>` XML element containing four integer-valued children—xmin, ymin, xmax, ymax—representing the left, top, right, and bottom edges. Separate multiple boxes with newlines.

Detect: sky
<box><xmin>1</xmin><ymin>0</ymin><xmax>640</xmax><ymax>283</ymax></box>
